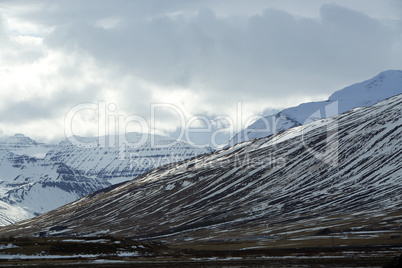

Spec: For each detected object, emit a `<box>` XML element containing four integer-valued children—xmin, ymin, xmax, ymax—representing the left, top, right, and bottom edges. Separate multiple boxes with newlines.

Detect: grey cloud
<box><xmin>0</xmin><ymin>14</ymin><xmax>44</xmax><ymax>64</ymax></box>
<box><xmin>5</xmin><ymin>0</ymin><xmax>194</xmax><ymax>26</ymax></box>
<box><xmin>39</xmin><ymin>3</ymin><xmax>401</xmax><ymax>101</ymax></box>
<box><xmin>0</xmin><ymin>86</ymin><xmax>98</xmax><ymax>124</ymax></box>
<box><xmin>0</xmin><ymin>99</ymin><xmax>58</xmax><ymax>123</ymax></box>
<box><xmin>1</xmin><ymin>0</ymin><xmax>402</xmax><ymax>141</ymax></box>
<box><xmin>0</xmin><ymin>15</ymin><xmax>10</xmax><ymax>45</ymax></box>
<box><xmin>2</xmin><ymin>48</ymin><xmax>44</xmax><ymax>64</ymax></box>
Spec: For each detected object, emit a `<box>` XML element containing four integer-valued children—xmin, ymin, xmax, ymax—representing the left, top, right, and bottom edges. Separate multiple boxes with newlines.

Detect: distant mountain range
<box><xmin>227</xmin><ymin>70</ymin><xmax>402</xmax><ymax>147</ymax></box>
<box><xmin>46</xmin><ymin>133</ymin><xmax>213</xmax><ymax>185</ymax></box>
<box><xmin>0</xmin><ymin>133</ymin><xmax>212</xmax><ymax>225</ymax></box>
<box><xmin>3</xmin><ymin>88</ymin><xmax>402</xmax><ymax>241</ymax></box>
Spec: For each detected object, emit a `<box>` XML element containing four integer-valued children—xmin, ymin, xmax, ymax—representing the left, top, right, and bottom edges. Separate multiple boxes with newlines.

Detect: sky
<box><xmin>0</xmin><ymin>0</ymin><xmax>401</xmax><ymax>146</ymax></box>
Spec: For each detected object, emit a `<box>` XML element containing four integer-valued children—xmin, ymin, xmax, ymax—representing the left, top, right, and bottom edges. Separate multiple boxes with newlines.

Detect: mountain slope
<box><xmin>227</xmin><ymin>70</ymin><xmax>402</xmax><ymax>147</ymax></box>
<box><xmin>0</xmin><ymin>200</ymin><xmax>31</xmax><ymax>226</ymax></box>
<box><xmin>3</xmin><ymin>93</ymin><xmax>402</xmax><ymax>241</ymax></box>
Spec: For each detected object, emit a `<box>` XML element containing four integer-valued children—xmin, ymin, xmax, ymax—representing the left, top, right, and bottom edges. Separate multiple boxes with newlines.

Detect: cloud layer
<box><xmin>0</xmin><ymin>0</ymin><xmax>401</xmax><ymax>143</ymax></box>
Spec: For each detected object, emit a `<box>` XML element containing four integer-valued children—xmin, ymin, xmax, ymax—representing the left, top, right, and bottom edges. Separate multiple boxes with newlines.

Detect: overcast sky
<box><xmin>0</xmin><ymin>0</ymin><xmax>401</xmax><ymax>144</ymax></box>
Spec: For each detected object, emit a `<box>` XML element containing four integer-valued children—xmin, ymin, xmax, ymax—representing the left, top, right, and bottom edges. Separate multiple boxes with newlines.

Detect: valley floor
<box><xmin>0</xmin><ymin>237</ymin><xmax>400</xmax><ymax>267</ymax></box>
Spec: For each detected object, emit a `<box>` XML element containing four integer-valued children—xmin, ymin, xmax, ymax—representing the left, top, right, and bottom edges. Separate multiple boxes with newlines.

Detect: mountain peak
<box><xmin>12</xmin><ymin>133</ymin><xmax>28</xmax><ymax>138</ymax></box>
<box><xmin>227</xmin><ymin>70</ymin><xmax>402</xmax><ymax>147</ymax></box>
<box><xmin>377</xmin><ymin>69</ymin><xmax>402</xmax><ymax>76</ymax></box>
<box><xmin>6</xmin><ymin>133</ymin><xmax>38</xmax><ymax>145</ymax></box>
<box><xmin>328</xmin><ymin>70</ymin><xmax>402</xmax><ymax>103</ymax></box>
<box><xmin>368</xmin><ymin>69</ymin><xmax>402</xmax><ymax>88</ymax></box>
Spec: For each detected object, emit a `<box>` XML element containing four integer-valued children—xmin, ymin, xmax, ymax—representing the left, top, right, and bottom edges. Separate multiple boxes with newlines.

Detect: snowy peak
<box><xmin>0</xmin><ymin>134</ymin><xmax>54</xmax><ymax>158</ymax></box>
<box><xmin>330</xmin><ymin>70</ymin><xmax>402</xmax><ymax>100</ymax></box>
<box><xmin>228</xmin><ymin>70</ymin><xmax>402</xmax><ymax>146</ymax></box>
<box><xmin>280</xmin><ymin>70</ymin><xmax>402</xmax><ymax>124</ymax></box>
<box><xmin>0</xmin><ymin>134</ymin><xmax>39</xmax><ymax>148</ymax></box>
<box><xmin>328</xmin><ymin>70</ymin><xmax>402</xmax><ymax>111</ymax></box>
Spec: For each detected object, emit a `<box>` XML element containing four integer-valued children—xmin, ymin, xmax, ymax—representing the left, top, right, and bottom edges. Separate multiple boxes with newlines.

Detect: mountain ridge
<box><xmin>227</xmin><ymin>70</ymin><xmax>402</xmax><ymax>147</ymax></box>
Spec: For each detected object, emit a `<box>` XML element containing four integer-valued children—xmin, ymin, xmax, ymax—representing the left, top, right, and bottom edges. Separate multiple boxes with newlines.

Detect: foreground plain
<box><xmin>0</xmin><ymin>236</ymin><xmax>401</xmax><ymax>267</ymax></box>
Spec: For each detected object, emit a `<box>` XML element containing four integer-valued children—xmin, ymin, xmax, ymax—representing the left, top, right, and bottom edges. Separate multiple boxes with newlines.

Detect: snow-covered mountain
<box><xmin>0</xmin><ymin>149</ymin><xmax>110</xmax><ymax>225</ymax></box>
<box><xmin>4</xmin><ymin>92</ymin><xmax>402</xmax><ymax>242</ymax></box>
<box><xmin>46</xmin><ymin>132</ymin><xmax>214</xmax><ymax>184</ymax></box>
<box><xmin>227</xmin><ymin>70</ymin><xmax>402</xmax><ymax>147</ymax></box>
<box><xmin>0</xmin><ymin>132</ymin><xmax>212</xmax><ymax>226</ymax></box>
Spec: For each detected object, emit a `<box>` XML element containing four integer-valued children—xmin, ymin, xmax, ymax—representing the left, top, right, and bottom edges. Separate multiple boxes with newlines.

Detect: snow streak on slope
<box><xmin>3</xmin><ymin>93</ymin><xmax>402</xmax><ymax>241</ymax></box>
<box><xmin>227</xmin><ymin>70</ymin><xmax>402</xmax><ymax>147</ymax></box>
